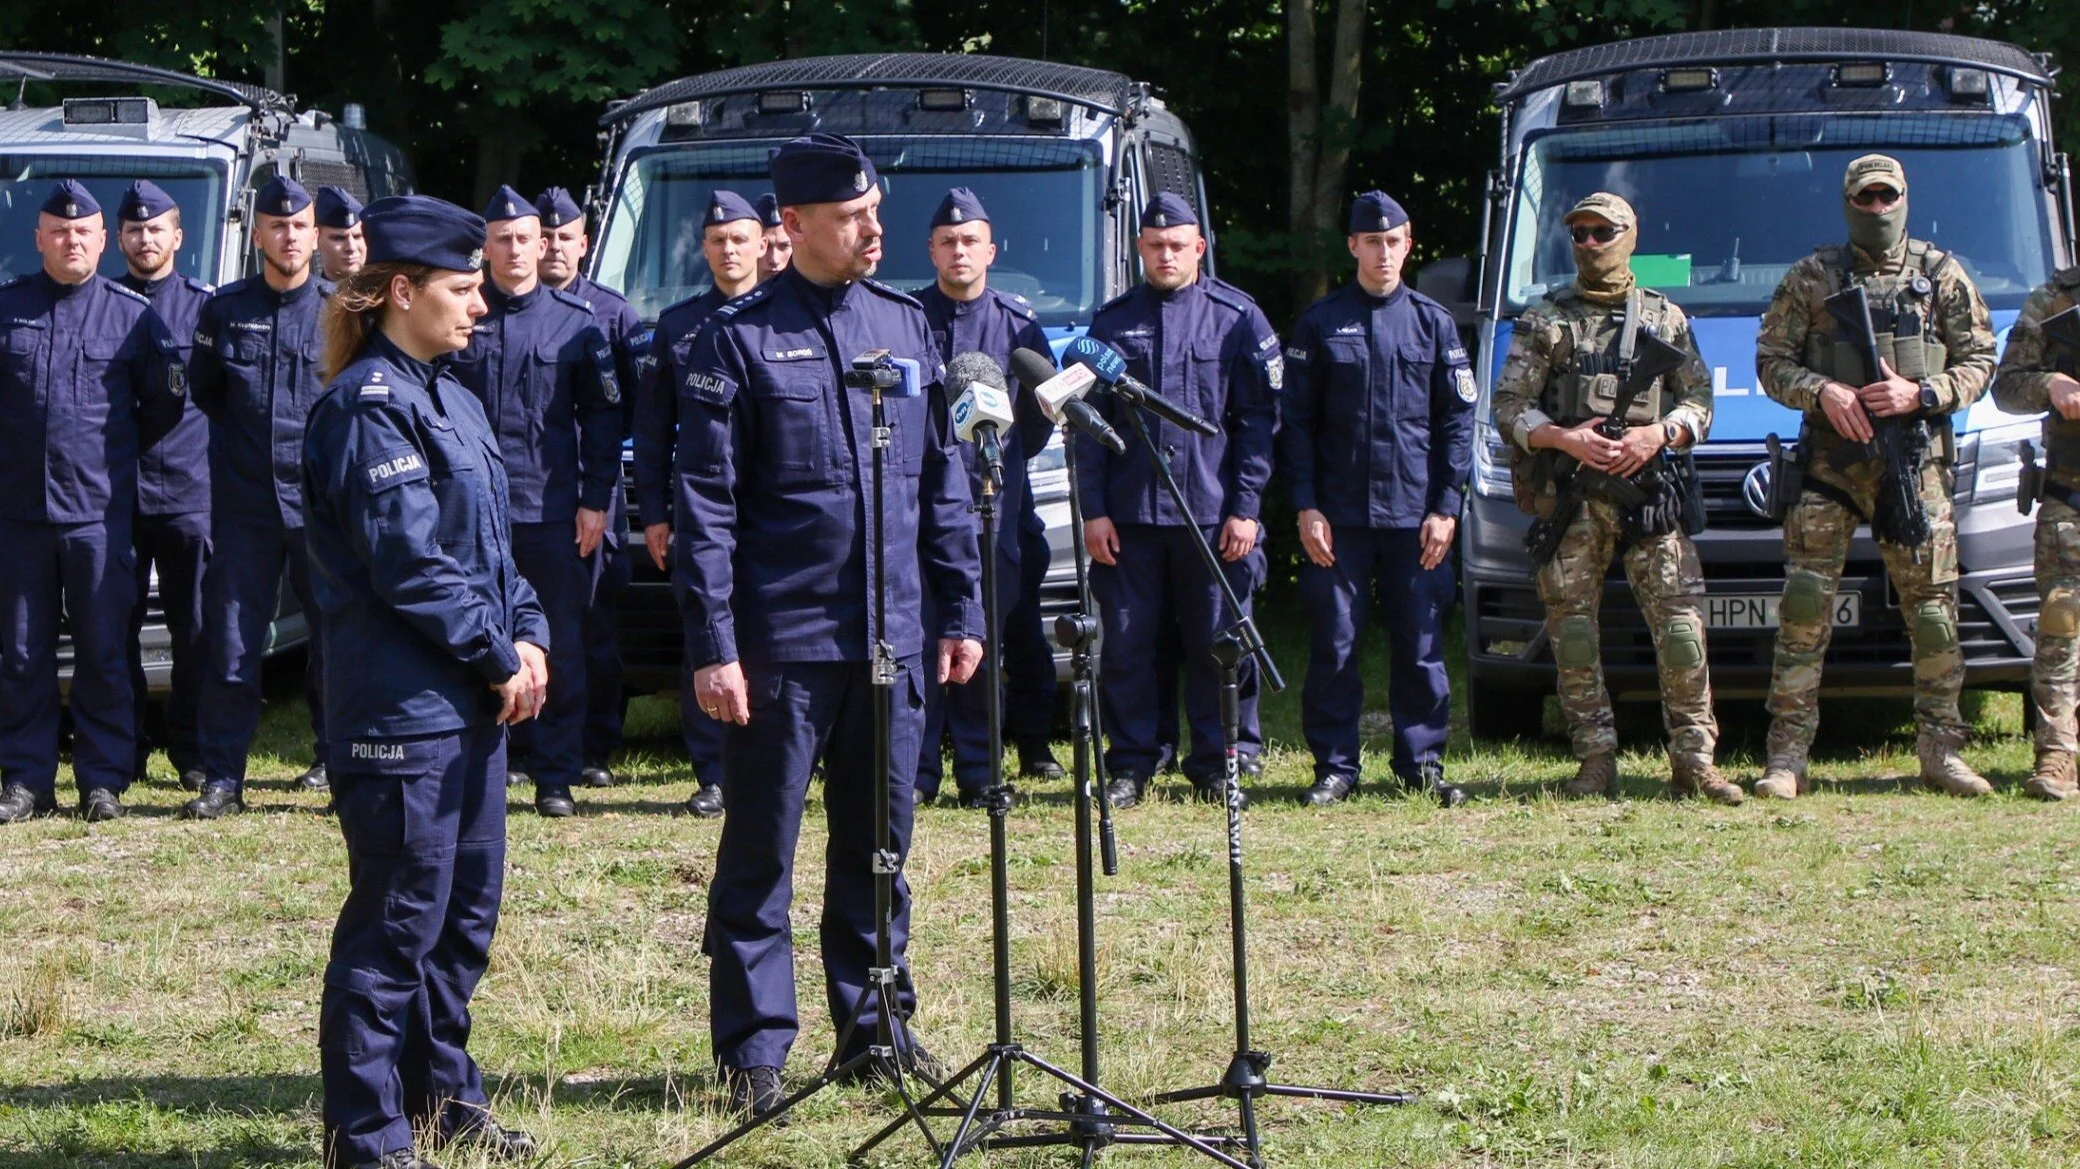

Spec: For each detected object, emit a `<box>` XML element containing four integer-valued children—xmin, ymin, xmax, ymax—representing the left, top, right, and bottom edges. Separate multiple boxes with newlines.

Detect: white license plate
<box><xmin>1705</xmin><ymin>592</ymin><xmax>1861</xmax><ymax>629</ymax></box>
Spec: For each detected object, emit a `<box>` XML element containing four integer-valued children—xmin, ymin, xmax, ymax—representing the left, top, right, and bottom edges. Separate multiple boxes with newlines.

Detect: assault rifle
<box><xmin>1823</xmin><ymin>284</ymin><xmax>1931</xmax><ymax>548</ymax></box>
<box><xmin>1525</xmin><ymin>328</ymin><xmax>1689</xmax><ymax>565</ymax></box>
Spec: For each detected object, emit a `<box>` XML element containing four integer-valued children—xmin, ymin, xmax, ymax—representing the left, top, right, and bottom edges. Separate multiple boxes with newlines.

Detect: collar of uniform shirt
<box><xmin>487</xmin><ymin>280</ymin><xmax>540</xmax><ymax>311</ymax></box>
<box><xmin>268</xmin><ymin>272</ymin><xmax>321</xmax><ymax>305</ymax></box>
<box><xmin>1355</xmin><ymin>279</ymin><xmax>1408</xmax><ymax>308</ymax></box>
<box><xmin>38</xmin><ymin>269</ymin><xmax>92</xmax><ymax>297</ymax></box>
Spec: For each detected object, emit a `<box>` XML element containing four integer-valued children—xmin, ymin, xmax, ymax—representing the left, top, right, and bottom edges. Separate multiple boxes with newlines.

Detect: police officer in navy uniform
<box><xmin>305</xmin><ymin>194</ymin><xmax>548</xmax><ymax>1169</ymax></box>
<box><xmin>755</xmin><ymin>192</ymin><xmax>792</xmax><ymax>281</ymax></box>
<box><xmin>677</xmin><ymin>133</ymin><xmax>983</xmax><ymax>1115</ymax></box>
<box><xmin>536</xmin><ymin>186</ymin><xmax>640</xmax><ymax>788</ymax></box>
<box><xmin>315</xmin><ymin>185</ymin><xmax>367</xmax><ymax>283</ymax></box>
<box><xmin>0</xmin><ymin>181</ymin><xmax>184</xmax><ymax>824</ymax></box>
<box><xmin>448</xmin><ymin>186</ymin><xmax>622</xmax><ymax>818</ymax></box>
<box><xmin>1079</xmin><ymin>192</ymin><xmax>1280</xmax><ymax>808</ymax></box>
<box><xmin>185</xmin><ymin>176</ymin><xmax>332</xmax><ymax>818</ymax></box>
<box><xmin>116</xmin><ymin>180</ymin><xmax>215</xmax><ymax>791</ymax></box>
<box><xmin>913</xmin><ymin>186</ymin><xmax>1060</xmax><ymax>805</ymax></box>
<box><xmin>633</xmin><ymin>189</ymin><xmax>767</xmax><ymax>818</ymax></box>
<box><xmin>1283</xmin><ymin>191</ymin><xmax>1473</xmax><ymax>808</ymax></box>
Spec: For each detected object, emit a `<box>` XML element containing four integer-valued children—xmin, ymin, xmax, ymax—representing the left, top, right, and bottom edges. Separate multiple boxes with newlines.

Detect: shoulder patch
<box><xmin>0</xmin><ymin>274</ymin><xmax>29</xmax><ymax>291</ymax></box>
<box><xmin>711</xmin><ymin>281</ymin><xmax>775</xmax><ymax>323</ymax></box>
<box><xmin>106</xmin><ymin>280</ymin><xmax>149</xmax><ymax>306</ymax></box>
<box><xmin>1095</xmin><ymin>288</ymin><xmax>1137</xmax><ymax>315</ymax></box>
<box><xmin>862</xmin><ymin>277</ymin><xmax>924</xmax><ymax>310</ymax></box>
<box><xmin>1454</xmin><ymin>367</ymin><xmax>1478</xmax><ymax>404</ymax></box>
<box><xmin>993</xmin><ymin>289</ymin><xmax>1036</xmax><ymax>320</ymax></box>
<box><xmin>1202</xmin><ymin>285</ymin><xmax>1249</xmax><ymax>315</ymax></box>
<box><xmin>358</xmin><ymin>384</ymin><xmax>391</xmax><ymax>403</ymax></box>
<box><xmin>547</xmin><ymin>286</ymin><xmax>593</xmax><ymax>313</ymax></box>
<box><xmin>358</xmin><ymin>449</ymin><xmax>427</xmax><ymax>493</ymax></box>
<box><xmin>682</xmin><ymin>369</ymin><xmax>737</xmax><ymax>407</ymax></box>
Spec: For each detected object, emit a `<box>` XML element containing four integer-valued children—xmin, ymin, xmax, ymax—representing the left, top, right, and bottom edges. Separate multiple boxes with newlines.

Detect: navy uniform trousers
<box><xmin>707</xmin><ymin>657</ymin><xmax>925</xmax><ymax>1070</ymax></box>
<box><xmin>196</xmin><ymin>520</ymin><xmax>324</xmax><ymax>790</ymax></box>
<box><xmin>320</xmin><ymin>727</ymin><xmax>505</xmax><ymax>1167</ymax></box>
<box><xmin>1095</xmin><ymin>523</ymin><xmax>1262</xmax><ymax>783</ymax></box>
<box><xmin>1298</xmin><ymin>527</ymin><xmax>1454</xmax><ymax>783</ymax></box>
<box><xmin>581</xmin><ymin>519</ymin><xmax>631</xmax><ymax>767</ymax></box>
<box><xmin>0</xmin><ymin>515</ymin><xmax>137</xmax><ymax>795</ymax></box>
<box><xmin>916</xmin><ymin>545</ymin><xmax>1055</xmax><ymax>799</ymax></box>
<box><xmin>671</xmin><ymin>571</ymin><xmax>728</xmax><ymax>789</ymax></box>
<box><xmin>130</xmin><ymin>510</ymin><xmax>211</xmax><ymax>777</ymax></box>
<box><xmin>505</xmin><ymin>522</ymin><xmax>588</xmax><ymax>790</ymax></box>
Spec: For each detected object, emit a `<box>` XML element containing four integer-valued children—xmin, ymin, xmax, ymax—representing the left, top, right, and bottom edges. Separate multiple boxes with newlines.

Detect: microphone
<box><xmin>1062</xmin><ymin>398</ymin><xmax>1125</xmax><ymax>455</ymax></box>
<box><xmin>1061</xmin><ymin>336</ymin><xmax>1219</xmax><ymax>436</ymax></box>
<box><xmin>947</xmin><ymin>351</ymin><xmax>1014</xmax><ymax>490</ymax></box>
<box><xmin>1010</xmin><ymin>346</ymin><xmax>1125</xmax><ymax>454</ymax></box>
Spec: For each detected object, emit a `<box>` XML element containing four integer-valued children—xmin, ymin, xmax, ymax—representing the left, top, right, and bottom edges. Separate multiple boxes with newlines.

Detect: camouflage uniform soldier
<box><xmin>1990</xmin><ymin>266</ymin><xmax>2080</xmax><ymax>801</ymax></box>
<box><xmin>1493</xmin><ymin>193</ymin><xmax>1740</xmax><ymax>804</ymax></box>
<box><xmin>1754</xmin><ymin>155</ymin><xmax>1998</xmax><ymax>799</ymax></box>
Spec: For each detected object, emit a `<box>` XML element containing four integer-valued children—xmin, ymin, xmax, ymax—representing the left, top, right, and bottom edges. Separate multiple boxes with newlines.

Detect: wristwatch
<box><xmin>1918</xmin><ymin>381</ymin><xmax>1940</xmax><ymax>413</ymax></box>
<box><xmin>1662</xmin><ymin>419</ymin><xmax>1684</xmax><ymax>447</ymax></box>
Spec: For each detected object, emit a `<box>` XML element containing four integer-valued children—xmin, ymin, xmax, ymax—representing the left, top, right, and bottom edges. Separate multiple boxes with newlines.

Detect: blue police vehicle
<box><xmin>587</xmin><ymin>53</ymin><xmax>1211</xmax><ymax>692</ymax></box>
<box><xmin>0</xmin><ymin>53</ymin><xmax>415</xmax><ymax>699</ymax></box>
<box><xmin>1419</xmin><ymin>28</ymin><xmax>2074</xmax><ymax>740</ymax></box>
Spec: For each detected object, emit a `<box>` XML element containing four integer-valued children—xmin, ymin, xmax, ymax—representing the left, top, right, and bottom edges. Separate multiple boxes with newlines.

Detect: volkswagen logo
<box><xmin>1742</xmin><ymin>461</ymin><xmax>1773</xmax><ymax>518</ymax></box>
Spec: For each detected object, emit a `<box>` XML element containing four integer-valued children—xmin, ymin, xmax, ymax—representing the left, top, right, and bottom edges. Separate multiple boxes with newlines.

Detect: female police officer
<box><xmin>303</xmin><ymin>194</ymin><xmax>549</xmax><ymax>1169</ymax></box>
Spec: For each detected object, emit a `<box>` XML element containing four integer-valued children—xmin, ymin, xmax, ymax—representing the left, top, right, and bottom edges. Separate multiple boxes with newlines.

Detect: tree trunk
<box><xmin>1299</xmin><ymin>0</ymin><xmax>1365</xmax><ymax>306</ymax></box>
<box><xmin>1287</xmin><ymin>0</ymin><xmax>1320</xmax><ymax>308</ymax></box>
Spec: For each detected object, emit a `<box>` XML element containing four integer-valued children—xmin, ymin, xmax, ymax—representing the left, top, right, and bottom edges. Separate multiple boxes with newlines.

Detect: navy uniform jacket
<box><xmin>1280</xmin><ymin>281</ymin><xmax>1476</xmax><ymax>528</ymax></box>
<box><xmin>633</xmin><ymin>287</ymin><xmax>728</xmax><ymax>527</ymax></box>
<box><xmin>123</xmin><ymin>272</ymin><xmax>214</xmax><ymax>517</ymax></box>
<box><xmin>302</xmin><ymin>332</ymin><xmax>550</xmax><ymax>739</ymax></box>
<box><xmin>568</xmin><ymin>273</ymin><xmax>646</xmax><ymax>414</ymax></box>
<box><xmin>447</xmin><ymin>282</ymin><xmax>622</xmax><ymax>524</ymax></box>
<box><xmin>1074</xmin><ymin>277</ymin><xmax>1280</xmax><ymax>527</ymax></box>
<box><xmin>188</xmin><ymin>275</ymin><xmax>332</xmax><ymax>528</ymax></box>
<box><xmin>0</xmin><ymin>272</ymin><xmax>185</xmax><ymax>524</ymax></box>
<box><xmin>673</xmin><ymin>267</ymin><xmax>982</xmax><ymax>666</ymax></box>
<box><xmin>916</xmin><ymin>283</ymin><xmax>1054</xmax><ymax>562</ymax></box>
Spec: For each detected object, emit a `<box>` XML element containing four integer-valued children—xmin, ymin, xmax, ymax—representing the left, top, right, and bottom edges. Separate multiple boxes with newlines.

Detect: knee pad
<box><xmin>1780</xmin><ymin>569</ymin><xmax>1830</xmax><ymax>628</ymax></box>
<box><xmin>1663</xmin><ymin>616</ymin><xmax>1705</xmax><ymax>671</ymax></box>
<box><xmin>1555</xmin><ymin>614</ymin><xmax>1599</xmax><ymax>668</ymax></box>
<box><xmin>1913</xmin><ymin>599</ymin><xmax>1957</xmax><ymax>657</ymax></box>
<box><xmin>2041</xmin><ymin>587</ymin><xmax>2080</xmax><ymax>640</ymax></box>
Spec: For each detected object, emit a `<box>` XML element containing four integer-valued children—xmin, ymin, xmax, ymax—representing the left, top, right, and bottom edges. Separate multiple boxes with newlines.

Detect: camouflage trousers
<box><xmin>1534</xmin><ymin>497</ymin><xmax>1717</xmax><ymax>767</ymax></box>
<box><xmin>2030</xmin><ymin>497</ymin><xmax>2080</xmax><ymax>755</ymax></box>
<box><xmin>1766</xmin><ymin>458</ymin><xmax>1963</xmax><ymax>765</ymax></box>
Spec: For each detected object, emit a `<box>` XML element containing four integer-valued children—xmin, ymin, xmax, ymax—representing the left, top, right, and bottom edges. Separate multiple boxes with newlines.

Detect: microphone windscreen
<box><xmin>946</xmin><ymin>350</ymin><xmax>1008</xmax><ymax>394</ymax></box>
<box><xmin>1009</xmin><ymin>347</ymin><xmax>1058</xmax><ymax>394</ymax></box>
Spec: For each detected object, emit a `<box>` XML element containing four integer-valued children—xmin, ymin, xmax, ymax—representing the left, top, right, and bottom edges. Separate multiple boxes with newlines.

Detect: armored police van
<box><xmin>587</xmin><ymin>52</ymin><xmax>1211</xmax><ymax>692</ymax></box>
<box><xmin>3</xmin><ymin>53</ymin><xmax>415</xmax><ymax>696</ymax></box>
<box><xmin>1422</xmin><ymin>29</ymin><xmax>2072</xmax><ymax>739</ymax></box>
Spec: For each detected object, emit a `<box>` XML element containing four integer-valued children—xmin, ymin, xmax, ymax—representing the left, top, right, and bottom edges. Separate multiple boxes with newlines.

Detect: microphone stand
<box><xmin>1108</xmin><ymin>405</ymin><xmax>1416</xmax><ymax>1169</ymax></box>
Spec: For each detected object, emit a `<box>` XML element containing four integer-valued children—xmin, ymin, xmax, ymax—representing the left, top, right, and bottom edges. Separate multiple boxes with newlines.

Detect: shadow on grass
<box><xmin>0</xmin><ymin>1151</ymin><xmax>309</xmax><ymax>1169</ymax></box>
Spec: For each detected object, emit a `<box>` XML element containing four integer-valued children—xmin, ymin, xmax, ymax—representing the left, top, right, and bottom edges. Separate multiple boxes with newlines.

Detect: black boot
<box><xmin>535</xmin><ymin>787</ymin><xmax>576</xmax><ymax>818</ymax></box>
<box><xmin>1304</xmin><ymin>773</ymin><xmax>1358</xmax><ymax>806</ymax></box>
<box><xmin>0</xmin><ymin>782</ymin><xmax>56</xmax><ymax>823</ymax></box>
<box><xmin>1405</xmin><ymin>761</ymin><xmax>1466</xmax><ymax>808</ymax></box>
<box><xmin>721</xmin><ymin>1065</ymin><xmax>785</xmax><ymax>1117</ymax></box>
<box><xmin>1018</xmin><ymin>748</ymin><xmax>1065</xmax><ymax>781</ymax></box>
<box><xmin>683</xmin><ymin>784</ymin><xmax>724</xmax><ymax>818</ymax></box>
<box><xmin>1103</xmin><ymin>771</ymin><xmax>1146</xmax><ymax>809</ymax></box>
<box><xmin>297</xmin><ymin>762</ymin><xmax>329</xmax><ymax>792</ymax></box>
<box><xmin>183</xmin><ymin>785</ymin><xmax>246</xmax><ymax>820</ymax></box>
<box><xmin>80</xmin><ymin>788</ymin><xmax>126</xmax><ymax>822</ymax></box>
<box><xmin>581</xmin><ymin>763</ymin><xmax>614</xmax><ymax>788</ymax></box>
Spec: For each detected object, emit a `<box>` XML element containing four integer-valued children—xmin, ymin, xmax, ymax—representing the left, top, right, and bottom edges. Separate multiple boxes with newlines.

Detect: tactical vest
<box><xmin>1538</xmin><ymin>286</ymin><xmax>1676</xmax><ymax>427</ymax></box>
<box><xmin>2039</xmin><ymin>267</ymin><xmax>2080</xmax><ymax>482</ymax></box>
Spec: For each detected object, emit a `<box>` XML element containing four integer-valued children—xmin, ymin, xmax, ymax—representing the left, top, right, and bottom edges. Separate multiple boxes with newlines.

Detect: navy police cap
<box><xmin>315</xmin><ymin>185</ymin><xmax>363</xmax><ymax>229</ymax></box>
<box><xmin>1140</xmin><ymin>191</ymin><xmax>1197</xmax><ymax>231</ymax></box>
<box><xmin>482</xmin><ymin>184</ymin><xmax>537</xmax><ymax>225</ymax></box>
<box><xmin>533</xmin><ymin>186</ymin><xmax>584</xmax><ymax>228</ymax></box>
<box><xmin>42</xmin><ymin>179</ymin><xmax>101</xmax><ymax>220</ymax></box>
<box><xmin>930</xmin><ymin>187</ymin><xmax>989</xmax><ymax>229</ymax></box>
<box><xmin>755</xmin><ymin>192</ymin><xmax>782</xmax><ymax>229</ymax></box>
<box><xmin>118</xmin><ymin>179</ymin><xmax>177</xmax><ymax>223</ymax></box>
<box><xmin>1349</xmin><ymin>190</ymin><xmax>1409</xmax><ymax>234</ymax></box>
<box><xmin>770</xmin><ymin>133</ymin><xmax>879</xmax><ymax>208</ymax></box>
<box><xmin>705</xmin><ymin>189</ymin><xmax>760</xmax><ymax>228</ymax></box>
<box><xmin>363</xmin><ymin>195</ymin><xmax>486</xmax><ymax>272</ymax></box>
<box><xmin>256</xmin><ymin>175</ymin><xmax>312</xmax><ymax>218</ymax></box>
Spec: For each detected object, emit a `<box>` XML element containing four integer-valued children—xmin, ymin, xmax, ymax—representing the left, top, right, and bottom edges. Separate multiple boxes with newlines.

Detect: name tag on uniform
<box><xmin>762</xmin><ymin>346</ymin><xmax>824</xmax><ymax>362</ymax></box>
<box><xmin>359</xmin><ymin>450</ymin><xmax>427</xmax><ymax>492</ymax></box>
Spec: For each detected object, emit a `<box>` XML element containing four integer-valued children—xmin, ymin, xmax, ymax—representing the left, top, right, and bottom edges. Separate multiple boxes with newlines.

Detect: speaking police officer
<box><xmin>448</xmin><ymin>186</ymin><xmax>622</xmax><ymax>818</ymax></box>
<box><xmin>315</xmin><ymin>185</ymin><xmax>367</xmax><ymax>283</ymax></box>
<box><xmin>305</xmin><ymin>194</ymin><xmax>547</xmax><ymax>1169</ymax></box>
<box><xmin>1283</xmin><ymin>192</ymin><xmax>1472</xmax><ymax>807</ymax></box>
<box><xmin>116</xmin><ymin>180</ymin><xmax>215</xmax><ymax>791</ymax></box>
<box><xmin>185</xmin><ymin>176</ymin><xmax>331</xmax><ymax>818</ymax></box>
<box><xmin>913</xmin><ymin>186</ymin><xmax>1059</xmax><ymax>805</ymax></box>
<box><xmin>1079</xmin><ymin>192</ymin><xmax>1280</xmax><ymax>808</ymax></box>
<box><xmin>0</xmin><ymin>181</ymin><xmax>184</xmax><ymax>825</ymax></box>
<box><xmin>676</xmin><ymin>133</ymin><xmax>982</xmax><ymax>1115</ymax></box>
<box><xmin>755</xmin><ymin>192</ymin><xmax>792</xmax><ymax>281</ymax></box>
<box><xmin>632</xmin><ymin>189</ymin><xmax>767</xmax><ymax>818</ymax></box>
<box><xmin>536</xmin><ymin>186</ymin><xmax>641</xmax><ymax>787</ymax></box>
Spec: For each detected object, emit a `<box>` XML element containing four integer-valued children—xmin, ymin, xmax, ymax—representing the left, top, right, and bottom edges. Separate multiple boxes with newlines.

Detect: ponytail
<box><xmin>319</xmin><ymin>262</ymin><xmax>436</xmax><ymax>383</ymax></box>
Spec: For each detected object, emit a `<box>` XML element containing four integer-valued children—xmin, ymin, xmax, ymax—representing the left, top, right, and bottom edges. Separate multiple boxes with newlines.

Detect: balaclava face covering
<box><xmin>1572</xmin><ymin>221</ymin><xmax>1637</xmax><ymax>304</ymax></box>
<box><xmin>1844</xmin><ymin>194</ymin><xmax>1908</xmax><ymax>265</ymax></box>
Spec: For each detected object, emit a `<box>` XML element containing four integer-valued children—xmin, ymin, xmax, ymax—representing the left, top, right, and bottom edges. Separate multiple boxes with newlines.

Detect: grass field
<box><xmin>2</xmin><ymin>609</ymin><xmax>2076</xmax><ymax>1168</ymax></box>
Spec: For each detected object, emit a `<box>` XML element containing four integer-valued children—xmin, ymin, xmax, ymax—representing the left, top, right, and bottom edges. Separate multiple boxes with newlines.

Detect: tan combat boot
<box><xmin>1917</xmin><ymin>734</ymin><xmax>1992</xmax><ymax>798</ymax></box>
<box><xmin>1563</xmin><ymin>752</ymin><xmax>1615</xmax><ymax>797</ymax></box>
<box><xmin>1753</xmin><ymin>757</ymin><xmax>1804</xmax><ymax>800</ymax></box>
<box><xmin>2023</xmin><ymin>749</ymin><xmax>2077</xmax><ymax>802</ymax></box>
<box><xmin>1672</xmin><ymin>757</ymin><xmax>1746</xmax><ymax>806</ymax></box>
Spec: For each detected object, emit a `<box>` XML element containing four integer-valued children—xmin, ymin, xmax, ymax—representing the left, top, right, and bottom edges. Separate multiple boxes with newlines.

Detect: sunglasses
<box><xmin>1850</xmin><ymin>186</ymin><xmax>1902</xmax><ymax>208</ymax></box>
<box><xmin>1568</xmin><ymin>224</ymin><xmax>1626</xmax><ymax>245</ymax></box>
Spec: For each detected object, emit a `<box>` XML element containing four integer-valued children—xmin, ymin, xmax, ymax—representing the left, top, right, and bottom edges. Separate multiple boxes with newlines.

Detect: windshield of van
<box><xmin>594</xmin><ymin>136</ymin><xmax>1104</xmax><ymax>325</ymax></box>
<box><xmin>1503</xmin><ymin>113</ymin><xmax>2053</xmax><ymax>315</ymax></box>
<box><xmin>0</xmin><ymin>157</ymin><xmax>224</xmax><ymax>284</ymax></box>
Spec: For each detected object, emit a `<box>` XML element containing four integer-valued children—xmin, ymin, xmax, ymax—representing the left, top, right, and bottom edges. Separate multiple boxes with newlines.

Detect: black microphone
<box><xmin>1062</xmin><ymin>398</ymin><xmax>1125</xmax><ymax>455</ymax></box>
<box><xmin>1009</xmin><ymin>347</ymin><xmax>1125</xmax><ymax>455</ymax></box>
<box><xmin>946</xmin><ymin>351</ymin><xmax>1013</xmax><ymax>491</ymax></box>
<box><xmin>1061</xmin><ymin>335</ymin><xmax>1219</xmax><ymax>437</ymax></box>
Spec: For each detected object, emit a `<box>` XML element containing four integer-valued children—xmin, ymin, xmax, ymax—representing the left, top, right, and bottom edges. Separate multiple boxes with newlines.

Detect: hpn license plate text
<box><xmin>1706</xmin><ymin>593</ymin><xmax>1861</xmax><ymax>629</ymax></box>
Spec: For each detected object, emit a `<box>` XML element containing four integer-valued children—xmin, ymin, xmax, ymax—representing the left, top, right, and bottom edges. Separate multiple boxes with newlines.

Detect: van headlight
<box><xmin>1967</xmin><ymin>420</ymin><xmax>2040</xmax><ymax>504</ymax></box>
<box><xmin>1473</xmin><ymin>421</ymin><xmax>1514</xmax><ymax>500</ymax></box>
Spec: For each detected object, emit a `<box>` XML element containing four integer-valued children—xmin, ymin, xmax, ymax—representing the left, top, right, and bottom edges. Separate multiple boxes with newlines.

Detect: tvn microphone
<box><xmin>1009</xmin><ymin>347</ymin><xmax>1124</xmax><ymax>455</ymax></box>
<box><xmin>1061</xmin><ymin>335</ymin><xmax>1219</xmax><ymax>436</ymax></box>
<box><xmin>947</xmin><ymin>351</ymin><xmax>1015</xmax><ymax>490</ymax></box>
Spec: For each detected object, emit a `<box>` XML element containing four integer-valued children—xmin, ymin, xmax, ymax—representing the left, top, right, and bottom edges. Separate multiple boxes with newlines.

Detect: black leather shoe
<box><xmin>179</xmin><ymin>768</ymin><xmax>208</xmax><ymax>793</ymax></box>
<box><xmin>1019</xmin><ymin>751</ymin><xmax>1065</xmax><ymax>781</ymax></box>
<box><xmin>581</xmin><ymin>764</ymin><xmax>614</xmax><ymax>788</ymax></box>
<box><xmin>297</xmin><ymin>762</ymin><xmax>329</xmax><ymax>792</ymax></box>
<box><xmin>1190</xmin><ymin>780</ymin><xmax>1248</xmax><ymax>809</ymax></box>
<box><xmin>183</xmin><ymin>786</ymin><xmax>245</xmax><ymax>820</ymax></box>
<box><xmin>722</xmin><ymin>1065</ymin><xmax>785</xmax><ymax>1117</ymax></box>
<box><xmin>957</xmin><ymin>785</ymin><xmax>1013</xmax><ymax>811</ymax></box>
<box><xmin>683</xmin><ymin>784</ymin><xmax>724</xmax><ymax>818</ymax></box>
<box><xmin>443</xmin><ymin>1115</ymin><xmax>538</xmax><ymax>1161</ymax></box>
<box><xmin>535</xmin><ymin>788</ymin><xmax>576</xmax><ymax>818</ymax></box>
<box><xmin>1305</xmin><ymin>774</ymin><xmax>1358</xmax><ymax>806</ymax></box>
<box><xmin>347</xmin><ymin>1151</ymin><xmax>442</xmax><ymax>1169</ymax></box>
<box><xmin>1404</xmin><ymin>762</ymin><xmax>1467</xmax><ymax>808</ymax></box>
<box><xmin>0</xmin><ymin>782</ymin><xmax>56</xmax><ymax>823</ymax></box>
<box><xmin>1239</xmin><ymin>755</ymin><xmax>1265</xmax><ymax>779</ymax></box>
<box><xmin>80</xmin><ymin>788</ymin><xmax>125</xmax><ymax>822</ymax></box>
<box><xmin>505</xmin><ymin>768</ymin><xmax>531</xmax><ymax>789</ymax></box>
<box><xmin>1103</xmin><ymin>771</ymin><xmax>1146</xmax><ymax>809</ymax></box>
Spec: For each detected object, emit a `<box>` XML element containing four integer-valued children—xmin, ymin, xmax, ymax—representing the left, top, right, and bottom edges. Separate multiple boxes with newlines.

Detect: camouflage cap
<box><xmin>1842</xmin><ymin>153</ymin><xmax>1908</xmax><ymax>197</ymax></box>
<box><xmin>1562</xmin><ymin>192</ymin><xmax>1636</xmax><ymax>230</ymax></box>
